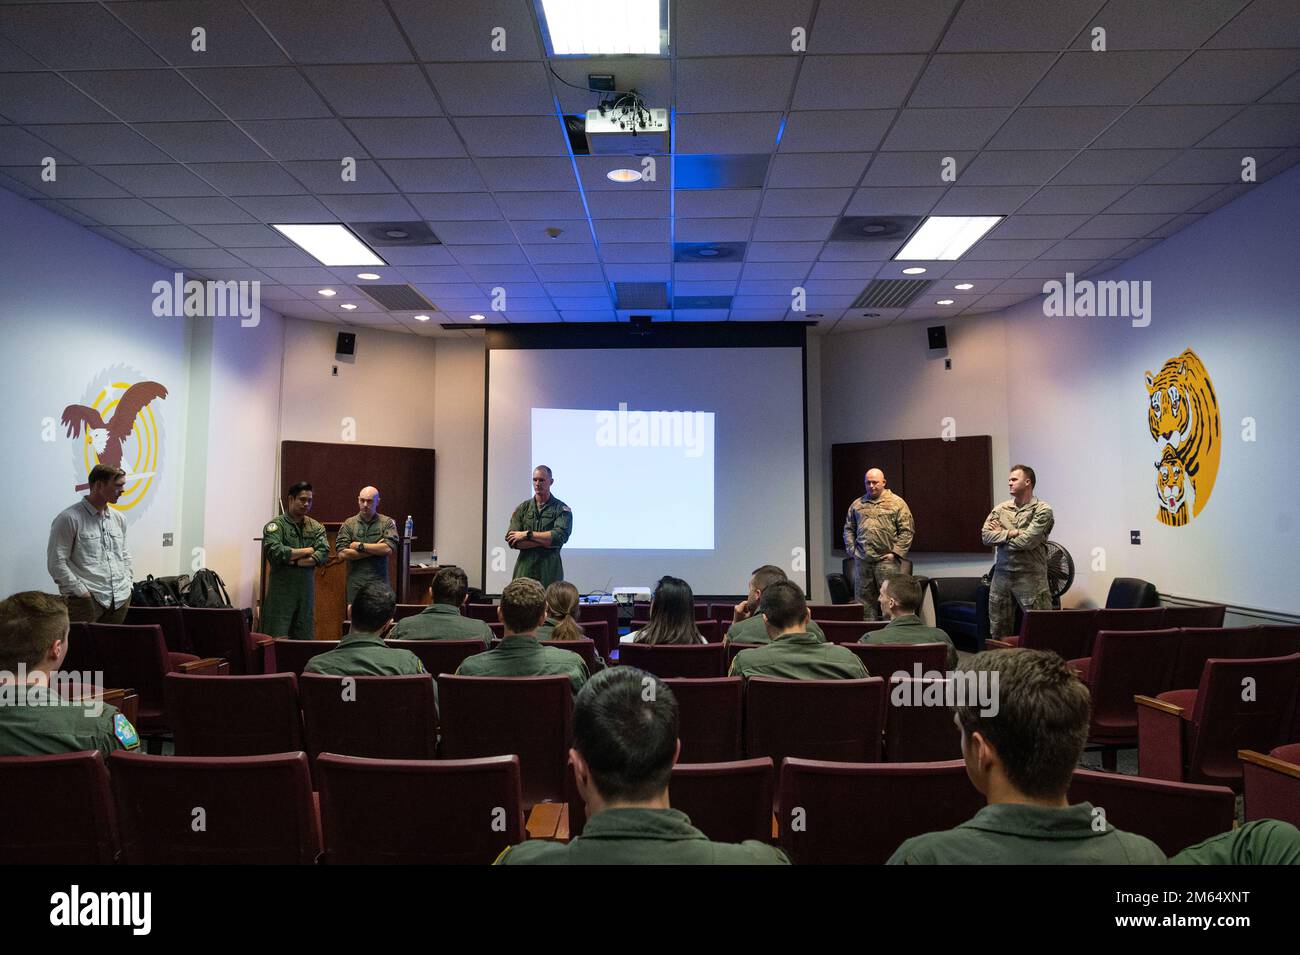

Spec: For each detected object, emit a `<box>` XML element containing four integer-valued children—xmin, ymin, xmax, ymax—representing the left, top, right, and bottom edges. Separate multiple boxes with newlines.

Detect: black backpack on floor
<box><xmin>131</xmin><ymin>574</ymin><xmax>185</xmax><ymax>607</ymax></box>
<box><xmin>183</xmin><ymin>569</ymin><xmax>232</xmax><ymax>608</ymax></box>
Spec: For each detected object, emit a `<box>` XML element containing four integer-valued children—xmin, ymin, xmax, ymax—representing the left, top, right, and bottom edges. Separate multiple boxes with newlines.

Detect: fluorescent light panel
<box><xmin>272</xmin><ymin>224</ymin><xmax>385</xmax><ymax>267</ymax></box>
<box><xmin>541</xmin><ymin>0</ymin><xmax>663</xmax><ymax>55</ymax></box>
<box><xmin>895</xmin><ymin>216</ymin><xmax>1002</xmax><ymax>261</ymax></box>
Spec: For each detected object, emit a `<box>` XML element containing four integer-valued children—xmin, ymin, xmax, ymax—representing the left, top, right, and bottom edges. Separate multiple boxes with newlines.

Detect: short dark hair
<box><xmin>88</xmin><ymin>464</ymin><xmax>125</xmax><ymax>486</ymax></box>
<box><xmin>432</xmin><ymin>566</ymin><xmax>469</xmax><ymax>605</ymax></box>
<box><xmin>533</xmin><ymin>465</ymin><xmax>553</xmax><ymax>478</ymax></box>
<box><xmin>574</xmin><ymin>666</ymin><xmax>678</xmax><ymax>803</ymax></box>
<box><xmin>286</xmin><ymin>481</ymin><xmax>313</xmax><ymax>498</ymax></box>
<box><xmin>501</xmin><ymin>577</ymin><xmax>547</xmax><ymax>633</ymax></box>
<box><xmin>351</xmin><ymin>582</ymin><xmax>396</xmax><ymax>633</ymax></box>
<box><xmin>955</xmin><ymin>649</ymin><xmax>1090</xmax><ymax>800</ymax></box>
<box><xmin>0</xmin><ymin>591</ymin><xmax>69</xmax><ymax>671</ymax></box>
<box><xmin>884</xmin><ymin>575</ymin><xmax>923</xmax><ymax>613</ymax></box>
<box><xmin>1010</xmin><ymin>464</ymin><xmax>1036</xmax><ymax>488</ymax></box>
<box><xmin>750</xmin><ymin>564</ymin><xmax>787</xmax><ymax>593</ymax></box>
<box><xmin>759</xmin><ymin>579</ymin><xmax>807</xmax><ymax>631</ymax></box>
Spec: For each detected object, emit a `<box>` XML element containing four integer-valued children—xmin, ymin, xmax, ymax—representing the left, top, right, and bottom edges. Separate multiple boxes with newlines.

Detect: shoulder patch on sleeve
<box><xmin>562</xmin><ymin>505</ymin><xmax>571</xmax><ymax>512</ymax></box>
<box><xmin>114</xmin><ymin>713</ymin><xmax>140</xmax><ymax>750</ymax></box>
<box><xmin>266</xmin><ymin>522</ymin><xmax>279</xmax><ymax>534</ymax></box>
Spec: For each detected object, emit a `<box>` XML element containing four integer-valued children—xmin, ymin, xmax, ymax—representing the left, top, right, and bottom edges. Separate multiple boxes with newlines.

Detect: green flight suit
<box><xmin>860</xmin><ymin>614</ymin><xmax>959</xmax><ymax>669</ymax></box>
<box><xmin>729</xmin><ymin>632</ymin><xmax>869</xmax><ymax>680</ymax></box>
<box><xmin>508</xmin><ymin>495</ymin><xmax>572</xmax><ymax>588</ymax></box>
<box><xmin>261</xmin><ymin>513</ymin><xmax>328</xmax><ymax>640</ymax></box>
<box><xmin>455</xmin><ymin>633</ymin><xmax>588</xmax><ymax>693</ymax></box>
<box><xmin>981</xmin><ymin>496</ymin><xmax>1056</xmax><ymax>641</ymax></box>
<box><xmin>0</xmin><ymin>684</ymin><xmax>139</xmax><ymax>757</ymax></box>
<box><xmin>388</xmin><ymin>602</ymin><xmax>492</xmax><ymax>644</ymax></box>
<box><xmin>494</xmin><ymin>808</ymin><xmax>790</xmax><ymax>865</ymax></box>
<box><xmin>1169</xmin><ymin>820</ymin><xmax>1300</xmax><ymax>865</ymax></box>
<box><xmin>302</xmin><ymin>631</ymin><xmax>427</xmax><ymax>676</ymax></box>
<box><xmin>335</xmin><ymin>512</ymin><xmax>399</xmax><ymax>604</ymax></box>
<box><xmin>725</xmin><ymin>615</ymin><xmax>826</xmax><ymax>647</ymax></box>
<box><xmin>887</xmin><ymin>802</ymin><xmax>1167</xmax><ymax>864</ymax></box>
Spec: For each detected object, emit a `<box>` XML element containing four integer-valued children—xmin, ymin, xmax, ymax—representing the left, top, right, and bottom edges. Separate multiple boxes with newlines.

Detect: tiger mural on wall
<box><xmin>1154</xmin><ymin>445</ymin><xmax>1189</xmax><ymax>527</ymax></box>
<box><xmin>1144</xmin><ymin>348</ymin><xmax>1220</xmax><ymax>523</ymax></box>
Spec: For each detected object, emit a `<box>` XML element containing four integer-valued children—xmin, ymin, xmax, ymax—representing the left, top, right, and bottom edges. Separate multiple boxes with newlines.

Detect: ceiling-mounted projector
<box><xmin>584</xmin><ymin>107</ymin><xmax>670</xmax><ymax>155</ymax></box>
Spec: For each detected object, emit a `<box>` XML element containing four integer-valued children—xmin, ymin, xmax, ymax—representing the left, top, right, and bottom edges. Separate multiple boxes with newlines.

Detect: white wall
<box><xmin>432</xmin><ymin>337</ymin><xmax>486</xmax><ymax>578</ymax></box>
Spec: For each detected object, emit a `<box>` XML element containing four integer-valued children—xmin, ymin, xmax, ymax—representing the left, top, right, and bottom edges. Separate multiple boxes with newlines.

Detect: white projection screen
<box><xmin>484</xmin><ymin>343</ymin><xmax>807</xmax><ymax>596</ymax></box>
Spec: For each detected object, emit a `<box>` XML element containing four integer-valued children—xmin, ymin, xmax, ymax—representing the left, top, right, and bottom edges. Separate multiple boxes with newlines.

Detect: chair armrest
<box><xmin>986</xmin><ymin>639</ymin><xmax>1015</xmax><ymax>650</ymax></box>
<box><xmin>525</xmin><ymin>803</ymin><xmax>568</xmax><ymax>842</ymax></box>
<box><xmin>1238</xmin><ymin>749</ymin><xmax>1300</xmax><ymax>780</ymax></box>
<box><xmin>1136</xmin><ymin>695</ymin><xmax>1185</xmax><ymax>780</ymax></box>
<box><xmin>179</xmin><ymin>657</ymin><xmax>228</xmax><ymax>675</ymax></box>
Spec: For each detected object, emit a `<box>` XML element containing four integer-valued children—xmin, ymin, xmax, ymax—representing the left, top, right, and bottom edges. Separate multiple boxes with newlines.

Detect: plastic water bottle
<box><xmin>431</xmin><ymin>545</ymin><xmax>438</xmax><ymax>566</ymax></box>
<box><xmin>404</xmin><ymin>515</ymin><xmax>414</xmax><ymax>540</ymax></box>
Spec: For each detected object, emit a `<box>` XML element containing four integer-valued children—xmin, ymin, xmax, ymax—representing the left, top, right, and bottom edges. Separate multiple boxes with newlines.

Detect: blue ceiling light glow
<box><xmin>774</xmin><ymin>115</ymin><xmax>787</xmax><ymax>147</ymax></box>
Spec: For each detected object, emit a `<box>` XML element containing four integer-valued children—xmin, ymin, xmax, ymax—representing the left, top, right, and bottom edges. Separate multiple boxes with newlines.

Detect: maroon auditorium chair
<box><xmin>1239</xmin><ymin>743</ymin><xmax>1300</xmax><ymax>828</ymax></box>
<box><xmin>815</xmin><ymin>620</ymin><xmax>889</xmax><ymax>644</ymax></box>
<box><xmin>1067</xmin><ymin>768</ymin><xmax>1235</xmax><ymax>856</ymax></box>
<box><xmin>842</xmin><ymin>641</ymin><xmax>951</xmax><ymax>678</ymax></box>
<box><xmin>990</xmin><ymin>608</ymin><xmax>1096</xmax><ymax>659</ymax></box>
<box><xmin>386</xmin><ymin>638</ymin><xmax>486</xmax><ymax>676</ymax></box>
<box><xmin>573</xmin><ymin>620</ymin><xmax>612</xmax><ymax>660</ymax></box>
<box><xmin>578</xmin><ymin>603</ymin><xmax>620</xmax><ymax>651</ymax></box>
<box><xmin>670</xmin><ymin>758</ymin><xmax>775</xmax><ymax>845</ymax></box>
<box><xmin>393</xmin><ymin>604</ymin><xmax>425</xmax><ymax>621</ymax></box>
<box><xmin>299</xmin><ymin>673</ymin><xmax>438</xmax><ymax>763</ymax></box>
<box><xmin>1162</xmin><ymin>604</ymin><xmax>1227</xmax><ymax>629</ymax></box>
<box><xmin>884</xmin><ymin>676</ymin><xmax>964</xmax><ymax>762</ymax></box>
<box><xmin>746</xmin><ymin>677</ymin><xmax>885</xmax><ymax>764</ymax></box>
<box><xmin>180</xmin><ymin>606</ymin><xmax>270</xmax><ymax>674</ymax></box>
<box><xmin>1168</xmin><ymin>626</ymin><xmax>1263</xmax><ymax>691</ymax></box>
<box><xmin>1136</xmin><ymin>654</ymin><xmax>1300</xmax><ymax>791</ymax></box>
<box><xmin>1086</xmin><ymin>607</ymin><xmax>1168</xmax><ymax>655</ymax></box>
<box><xmin>539</xmin><ymin>637</ymin><xmax>600</xmax><ymax>672</ymax></box>
<box><xmin>0</xmin><ymin>751</ymin><xmax>118</xmax><ymax>864</ymax></box>
<box><xmin>317</xmin><ymin>754</ymin><xmax>523</xmax><ymax>864</ymax></box>
<box><xmin>268</xmin><ymin>638</ymin><xmax>338</xmax><ymax>676</ymax></box>
<box><xmin>109</xmin><ymin>751</ymin><xmax>320</xmax><ymax>864</ymax></box>
<box><xmin>778</xmin><ymin>758</ymin><xmax>984</xmax><ymax>864</ymax></box>
<box><xmin>166</xmin><ymin>672</ymin><xmax>303</xmax><ymax>756</ymax></box>
<box><xmin>463</xmin><ymin>603</ymin><xmax>498</xmax><ymax>622</ymax></box>
<box><xmin>619</xmin><ymin>642</ymin><xmax>726</xmax><ymax>678</ymax></box>
<box><xmin>661</xmin><ymin>677</ymin><xmax>744</xmax><ymax>763</ymax></box>
<box><xmin>808</xmin><ymin>603</ymin><xmax>867</xmax><ymax>622</ymax></box>
<box><xmin>125</xmin><ymin>605</ymin><xmax>192</xmax><ymax>654</ymax></box>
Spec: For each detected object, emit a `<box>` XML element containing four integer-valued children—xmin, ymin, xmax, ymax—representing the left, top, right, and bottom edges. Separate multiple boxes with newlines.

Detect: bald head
<box><xmin>358</xmin><ymin>486</ymin><xmax>380</xmax><ymax>518</ymax></box>
<box><xmin>865</xmin><ymin>469</ymin><xmax>886</xmax><ymax>499</ymax></box>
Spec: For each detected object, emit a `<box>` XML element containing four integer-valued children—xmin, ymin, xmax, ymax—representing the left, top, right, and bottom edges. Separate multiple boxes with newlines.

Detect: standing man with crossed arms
<box><xmin>505</xmin><ymin>465</ymin><xmax>572</xmax><ymax>589</ymax></box>
<box><xmin>843</xmin><ymin>468</ymin><xmax>914</xmax><ymax>620</ymax></box>
<box><xmin>981</xmin><ymin>464</ymin><xmax>1055</xmax><ymax>642</ymax></box>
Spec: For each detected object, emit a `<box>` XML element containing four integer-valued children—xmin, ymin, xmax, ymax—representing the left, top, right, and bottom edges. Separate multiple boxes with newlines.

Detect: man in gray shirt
<box><xmin>46</xmin><ymin>465</ymin><xmax>133</xmax><ymax>624</ymax></box>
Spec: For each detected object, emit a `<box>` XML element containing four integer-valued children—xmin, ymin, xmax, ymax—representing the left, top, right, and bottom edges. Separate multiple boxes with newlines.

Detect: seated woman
<box><xmin>538</xmin><ymin>580</ymin><xmax>605</xmax><ymax>670</ymax></box>
<box><xmin>622</xmin><ymin>576</ymin><xmax>707</xmax><ymax>645</ymax></box>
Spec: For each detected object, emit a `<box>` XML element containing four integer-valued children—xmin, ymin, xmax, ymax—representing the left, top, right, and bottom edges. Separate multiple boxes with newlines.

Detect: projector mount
<box><xmin>594</xmin><ymin>90</ymin><xmax>656</xmax><ymax>137</ymax></box>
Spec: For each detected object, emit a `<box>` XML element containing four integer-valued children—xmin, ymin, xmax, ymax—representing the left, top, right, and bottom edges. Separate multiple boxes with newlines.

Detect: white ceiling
<box><xmin>0</xmin><ymin>0</ymin><xmax>1297</xmax><ymax>336</ymax></box>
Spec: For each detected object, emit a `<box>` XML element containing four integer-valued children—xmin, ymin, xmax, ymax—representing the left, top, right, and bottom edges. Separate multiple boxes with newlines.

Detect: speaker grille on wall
<box><xmin>336</xmin><ymin>332</ymin><xmax>356</xmax><ymax>356</ymax></box>
<box><xmin>927</xmin><ymin>326</ymin><xmax>948</xmax><ymax>350</ymax></box>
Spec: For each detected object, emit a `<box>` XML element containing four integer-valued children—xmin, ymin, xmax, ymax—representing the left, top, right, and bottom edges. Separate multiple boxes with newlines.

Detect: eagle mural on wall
<box><xmin>61</xmin><ymin>381</ymin><xmax>168</xmax><ymax>492</ymax></box>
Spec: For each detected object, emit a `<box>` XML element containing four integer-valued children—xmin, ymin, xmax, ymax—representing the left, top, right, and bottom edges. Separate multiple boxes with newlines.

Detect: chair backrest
<box><xmin>884</xmin><ymin>677</ymin><xmax>964</xmax><ymax>762</ymax></box>
<box><xmin>709</xmin><ymin>602</ymin><xmax>738</xmax><ymax>629</ymax></box>
<box><xmin>1068</xmin><ymin>768</ymin><xmax>1235</xmax><ymax>856</ymax></box>
<box><xmin>1256</xmin><ymin>624</ymin><xmax>1300</xmax><ymax>658</ymax></box>
<box><xmin>746</xmin><ymin>677</ymin><xmax>885</xmax><ymax>765</ymax></box>
<box><xmin>1089</xmin><ymin>607</ymin><xmax>1169</xmax><ymax>655</ymax></box>
<box><xmin>842</xmin><ymin>641</ymin><xmax>951</xmax><ymax>677</ymax></box>
<box><xmin>393</xmin><ymin>604</ymin><xmax>425</xmax><ymax>621</ymax></box>
<box><xmin>670</xmin><ymin>759</ymin><xmax>774</xmax><ymax>844</ymax></box>
<box><xmin>1170</xmin><ymin>626</ymin><xmax>1262</xmax><ymax>690</ymax></box>
<box><xmin>269</xmin><ymin>638</ymin><xmax>338</xmax><ymax>676</ymax></box>
<box><xmin>109</xmin><ymin>751</ymin><xmax>319</xmax><ymax>863</ymax></box>
<box><xmin>1185</xmin><ymin>654</ymin><xmax>1300</xmax><ymax>786</ymax></box>
<box><xmin>1162</xmin><ymin>604</ymin><xmax>1227</xmax><ymax>629</ymax></box>
<box><xmin>1240</xmin><ymin>743</ymin><xmax>1300</xmax><ymax>827</ymax></box>
<box><xmin>179</xmin><ymin>606</ymin><xmax>253</xmax><ymax>673</ymax></box>
<box><xmin>317</xmin><ymin>754</ymin><xmax>523</xmax><ymax>864</ymax></box>
<box><xmin>1018</xmin><ymin>608</ymin><xmax>1096</xmax><ymax>660</ymax></box>
<box><xmin>166</xmin><ymin>673</ymin><xmax>303</xmax><ymax>756</ymax></box>
<box><xmin>661</xmin><ymin>677</ymin><xmax>744</xmax><ymax>763</ymax></box>
<box><xmin>386</xmin><ymin>638</ymin><xmax>485</xmax><ymax>677</ymax></box>
<box><xmin>299</xmin><ymin>673</ymin><xmax>438</xmax><ymax>761</ymax></box>
<box><xmin>815</xmin><ymin>620</ymin><xmax>888</xmax><ymax>644</ymax></box>
<box><xmin>825</xmin><ymin>573</ymin><xmax>854</xmax><ymax>605</ymax></box>
<box><xmin>0</xmin><ymin>751</ymin><xmax>118</xmax><ymax>863</ymax></box>
<box><xmin>619</xmin><ymin>642</ymin><xmax>726</xmax><ymax>678</ymax></box>
<box><xmin>577</xmin><ymin>620</ymin><xmax>612</xmax><ymax>660</ymax></box>
<box><xmin>89</xmin><ymin>623</ymin><xmax>170</xmax><ymax>713</ymax></box>
<box><xmin>778</xmin><ymin>758</ymin><xmax>984</xmax><ymax>864</ymax></box>
<box><xmin>808</xmin><ymin>603</ymin><xmax>865</xmax><ymax>622</ymax></box>
<box><xmin>578</xmin><ymin>603</ymin><xmax>620</xmax><ymax>650</ymax></box>
<box><xmin>1106</xmin><ymin>577</ymin><xmax>1160</xmax><ymax>609</ymax></box>
<box><xmin>1086</xmin><ymin>629</ymin><xmax>1181</xmax><ymax>740</ymax></box>
<box><xmin>464</xmin><ymin>603</ymin><xmax>498</xmax><ymax>622</ymax></box>
<box><xmin>539</xmin><ymin>637</ymin><xmax>599</xmax><ymax>672</ymax></box>
<box><xmin>488</xmin><ymin>621</ymin><xmax>504</xmax><ymax>640</ymax></box>
<box><xmin>929</xmin><ymin>577</ymin><xmax>981</xmax><ymax>606</ymax></box>
<box><xmin>438</xmin><ymin>674</ymin><xmax>574</xmax><ymax>807</ymax></box>
<box><xmin>125</xmin><ymin>605</ymin><xmax>192</xmax><ymax>654</ymax></box>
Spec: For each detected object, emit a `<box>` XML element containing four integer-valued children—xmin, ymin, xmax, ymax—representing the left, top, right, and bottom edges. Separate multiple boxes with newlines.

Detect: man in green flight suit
<box><xmin>981</xmin><ymin>464</ymin><xmax>1056</xmax><ymax>641</ymax></box>
<box><xmin>261</xmin><ymin>481</ymin><xmax>329</xmax><ymax>640</ymax></box>
<box><xmin>304</xmin><ymin>583</ymin><xmax>426</xmax><ymax>676</ymax></box>
<box><xmin>494</xmin><ymin>666</ymin><xmax>789</xmax><ymax>865</ymax></box>
<box><xmin>0</xmin><ymin>591</ymin><xmax>140</xmax><ymax>757</ymax></box>
<box><xmin>335</xmin><ymin>486</ymin><xmax>399</xmax><ymax>606</ymax></box>
<box><xmin>456</xmin><ymin>577</ymin><xmax>587</xmax><ymax>692</ymax></box>
<box><xmin>729</xmin><ymin>581</ymin><xmax>869</xmax><ymax>681</ymax></box>
<box><xmin>861</xmin><ymin>575</ymin><xmax>958</xmax><ymax>669</ymax></box>
<box><xmin>725</xmin><ymin>564</ymin><xmax>827</xmax><ymax>646</ymax></box>
<box><xmin>505</xmin><ymin>465</ymin><xmax>571</xmax><ymax>589</ymax></box>
<box><xmin>388</xmin><ymin>566</ymin><xmax>492</xmax><ymax>645</ymax></box>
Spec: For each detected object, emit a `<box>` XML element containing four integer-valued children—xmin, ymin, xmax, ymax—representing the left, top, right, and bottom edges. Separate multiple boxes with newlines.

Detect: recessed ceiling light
<box><xmin>340</xmin><ymin>303</ymin><xmax>358</xmax><ymax>310</ymax></box>
<box><xmin>607</xmin><ymin>168</ymin><xmax>642</xmax><ymax>183</ymax></box>
<box><xmin>272</xmin><ymin>224</ymin><xmax>385</xmax><ymax>267</ymax></box>
<box><xmin>470</xmin><ymin>313</ymin><xmax>486</xmax><ymax>321</ymax></box>
<box><xmin>317</xmin><ymin>288</ymin><xmax>336</xmax><ymax>297</ymax></box>
<box><xmin>936</xmin><ymin>299</ymin><xmax>955</xmax><ymax>306</ymax></box>
<box><xmin>954</xmin><ymin>283</ymin><xmax>974</xmax><ymax>290</ymax></box>
<box><xmin>540</xmin><ymin>0</ymin><xmax>664</xmax><ymax>55</ymax></box>
<box><xmin>414</xmin><ymin>314</ymin><xmax>430</xmax><ymax>322</ymax></box>
<box><xmin>895</xmin><ymin>216</ymin><xmax>1002</xmax><ymax>261</ymax></box>
<box><xmin>356</xmin><ymin>273</ymin><xmax>381</xmax><ymax>280</ymax></box>
<box><xmin>902</xmin><ymin>267</ymin><xmax>927</xmax><ymax>275</ymax></box>
<box><xmin>696</xmin><ymin>248</ymin><xmax>720</xmax><ymax>257</ymax></box>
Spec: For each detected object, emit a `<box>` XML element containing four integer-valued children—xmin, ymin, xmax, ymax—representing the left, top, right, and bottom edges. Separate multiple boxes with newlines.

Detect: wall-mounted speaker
<box><xmin>336</xmin><ymin>332</ymin><xmax>356</xmax><ymax>356</ymax></box>
<box><xmin>927</xmin><ymin>325</ymin><xmax>947</xmax><ymax>350</ymax></box>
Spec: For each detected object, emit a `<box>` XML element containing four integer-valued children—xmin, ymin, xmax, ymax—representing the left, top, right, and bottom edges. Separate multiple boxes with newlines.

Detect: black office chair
<box><xmin>826</xmin><ymin>574</ymin><xmax>853</xmax><ymax>605</ymax></box>
<box><xmin>1106</xmin><ymin>578</ymin><xmax>1159</xmax><ymax>609</ymax></box>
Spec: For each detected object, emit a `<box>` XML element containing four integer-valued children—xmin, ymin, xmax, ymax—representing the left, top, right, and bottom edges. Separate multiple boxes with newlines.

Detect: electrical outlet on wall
<box><xmin>1130</xmin><ymin>530</ymin><xmax>1141</xmax><ymax>545</ymax></box>
<box><xmin>162</xmin><ymin>533</ymin><xmax>173</xmax><ymax>547</ymax></box>
<box><xmin>332</xmin><ymin>365</ymin><xmax>338</xmax><ymax>376</ymax></box>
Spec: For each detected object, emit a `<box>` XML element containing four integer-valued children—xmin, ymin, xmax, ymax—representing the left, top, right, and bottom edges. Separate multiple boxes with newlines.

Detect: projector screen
<box><xmin>484</xmin><ymin>345</ymin><xmax>807</xmax><ymax>596</ymax></box>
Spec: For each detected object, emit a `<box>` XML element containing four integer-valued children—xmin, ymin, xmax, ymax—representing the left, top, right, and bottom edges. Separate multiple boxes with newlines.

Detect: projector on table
<box><xmin>612</xmin><ymin>587</ymin><xmax>652</xmax><ymax>606</ymax></box>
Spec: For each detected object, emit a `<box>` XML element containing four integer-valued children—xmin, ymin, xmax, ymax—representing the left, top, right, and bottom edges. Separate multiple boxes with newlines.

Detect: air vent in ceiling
<box><xmin>673</xmin><ymin>242</ymin><xmax>746</xmax><ymax>262</ymax></box>
<box><xmin>673</xmin><ymin>296</ymin><xmax>733</xmax><ymax>309</ymax></box>
<box><xmin>614</xmin><ymin>282</ymin><xmax>668</xmax><ymax>309</ymax></box>
<box><xmin>347</xmin><ymin>221</ymin><xmax>440</xmax><ymax>247</ymax></box>
<box><xmin>675</xmin><ymin>154</ymin><xmax>770</xmax><ymax>190</ymax></box>
<box><xmin>852</xmin><ymin>279</ymin><xmax>932</xmax><ymax>309</ymax></box>
<box><xmin>357</xmin><ymin>284</ymin><xmax>436</xmax><ymax>312</ymax></box>
<box><xmin>832</xmin><ymin>215</ymin><xmax>922</xmax><ymax>244</ymax></box>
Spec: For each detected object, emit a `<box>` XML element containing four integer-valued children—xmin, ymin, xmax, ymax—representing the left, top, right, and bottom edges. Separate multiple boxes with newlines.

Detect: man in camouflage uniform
<box><xmin>261</xmin><ymin>481</ymin><xmax>329</xmax><ymax>640</ymax></box>
<box><xmin>335</xmin><ymin>486</ymin><xmax>399</xmax><ymax>605</ymax></box>
<box><xmin>981</xmin><ymin>464</ymin><xmax>1055</xmax><ymax>642</ymax></box>
<box><xmin>505</xmin><ymin>465</ymin><xmax>572</xmax><ymax>589</ymax></box>
<box><xmin>843</xmin><ymin>468</ymin><xmax>915</xmax><ymax>619</ymax></box>
<box><xmin>0</xmin><ymin>591</ymin><xmax>140</xmax><ymax>757</ymax></box>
